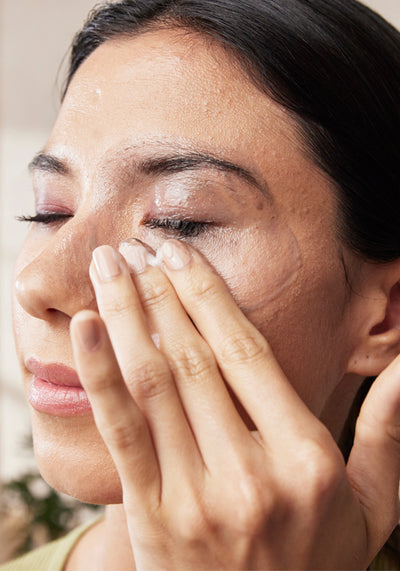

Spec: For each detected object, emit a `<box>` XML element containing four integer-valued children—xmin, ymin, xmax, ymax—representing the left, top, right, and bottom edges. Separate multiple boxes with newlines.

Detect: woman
<box><xmin>3</xmin><ymin>0</ymin><xmax>400</xmax><ymax>568</ymax></box>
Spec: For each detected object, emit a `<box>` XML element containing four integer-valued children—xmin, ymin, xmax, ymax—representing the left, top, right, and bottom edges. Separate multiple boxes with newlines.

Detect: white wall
<box><xmin>365</xmin><ymin>0</ymin><xmax>400</xmax><ymax>28</ymax></box>
<box><xmin>0</xmin><ymin>0</ymin><xmax>399</xmax><ymax>481</ymax></box>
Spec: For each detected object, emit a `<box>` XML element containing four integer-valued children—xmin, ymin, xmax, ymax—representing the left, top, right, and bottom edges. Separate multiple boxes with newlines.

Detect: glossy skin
<box><xmin>12</xmin><ymin>30</ymin><xmax>400</xmax><ymax>569</ymax></box>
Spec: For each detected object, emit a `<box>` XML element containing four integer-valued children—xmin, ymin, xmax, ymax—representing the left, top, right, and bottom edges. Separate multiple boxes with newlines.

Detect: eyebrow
<box><xmin>28</xmin><ymin>149</ymin><xmax>270</xmax><ymax>197</ymax></box>
<box><xmin>139</xmin><ymin>153</ymin><xmax>268</xmax><ymax>195</ymax></box>
<box><xmin>28</xmin><ymin>153</ymin><xmax>70</xmax><ymax>176</ymax></box>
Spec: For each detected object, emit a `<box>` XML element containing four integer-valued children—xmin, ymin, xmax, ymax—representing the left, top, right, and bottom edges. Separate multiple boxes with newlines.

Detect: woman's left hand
<box><xmin>70</xmin><ymin>240</ymin><xmax>400</xmax><ymax>570</ymax></box>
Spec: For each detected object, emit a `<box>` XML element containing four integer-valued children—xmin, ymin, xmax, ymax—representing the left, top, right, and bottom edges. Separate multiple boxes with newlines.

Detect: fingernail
<box><xmin>76</xmin><ymin>317</ymin><xmax>101</xmax><ymax>352</ymax></box>
<box><xmin>119</xmin><ymin>238</ymin><xmax>159</xmax><ymax>273</ymax></box>
<box><xmin>161</xmin><ymin>240</ymin><xmax>192</xmax><ymax>270</ymax></box>
<box><xmin>93</xmin><ymin>245</ymin><xmax>123</xmax><ymax>282</ymax></box>
<box><xmin>120</xmin><ymin>238</ymin><xmax>157</xmax><ymax>256</ymax></box>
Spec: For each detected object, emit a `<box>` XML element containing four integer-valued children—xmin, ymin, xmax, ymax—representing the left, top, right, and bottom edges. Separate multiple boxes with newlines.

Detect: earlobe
<box><xmin>347</xmin><ymin>281</ymin><xmax>400</xmax><ymax>377</ymax></box>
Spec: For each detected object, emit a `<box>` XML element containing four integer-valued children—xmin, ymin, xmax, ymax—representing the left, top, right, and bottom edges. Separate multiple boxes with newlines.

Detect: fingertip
<box><xmin>160</xmin><ymin>239</ymin><xmax>193</xmax><ymax>270</ymax></box>
<box><xmin>71</xmin><ymin>310</ymin><xmax>103</xmax><ymax>352</ymax></box>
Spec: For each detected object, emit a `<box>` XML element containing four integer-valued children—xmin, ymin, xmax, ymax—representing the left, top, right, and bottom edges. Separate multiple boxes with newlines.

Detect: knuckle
<box><xmin>88</xmin><ymin>373</ymin><xmax>117</xmax><ymax>395</ymax></box>
<box><xmin>189</xmin><ymin>275</ymin><xmax>219</xmax><ymax>301</ymax></box>
<box><xmin>295</xmin><ymin>438</ymin><xmax>343</xmax><ymax>501</ymax></box>
<box><xmin>127</xmin><ymin>358</ymin><xmax>170</xmax><ymax>401</ymax></box>
<box><xmin>232</xmin><ymin>472</ymin><xmax>267</xmax><ymax>534</ymax></box>
<box><xmin>174</xmin><ymin>499</ymin><xmax>211</xmax><ymax>542</ymax></box>
<box><xmin>218</xmin><ymin>329</ymin><xmax>268</xmax><ymax>366</ymax></box>
<box><xmin>140</xmin><ymin>279</ymin><xmax>171</xmax><ymax>309</ymax></box>
<box><xmin>102</xmin><ymin>418</ymin><xmax>141</xmax><ymax>451</ymax></box>
<box><xmin>221</xmin><ymin>456</ymin><xmax>271</xmax><ymax>535</ymax></box>
<box><xmin>171</xmin><ymin>343</ymin><xmax>215</xmax><ymax>380</ymax></box>
<box><xmin>100</xmin><ymin>293</ymin><xmax>139</xmax><ymax>321</ymax></box>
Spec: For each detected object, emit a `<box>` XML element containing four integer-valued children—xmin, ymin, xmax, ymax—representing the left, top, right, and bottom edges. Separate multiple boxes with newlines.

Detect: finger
<box><xmin>90</xmin><ymin>245</ymin><xmax>202</xmax><ymax>477</ymax></box>
<box><xmin>120</xmin><ymin>240</ymin><xmax>258</xmax><ymax>466</ymax></box>
<box><xmin>70</xmin><ymin>309</ymin><xmax>159</xmax><ymax>506</ymax></box>
<box><xmin>347</xmin><ymin>356</ymin><xmax>400</xmax><ymax>559</ymax></box>
<box><xmin>159</xmin><ymin>239</ymin><xmax>325</xmax><ymax>445</ymax></box>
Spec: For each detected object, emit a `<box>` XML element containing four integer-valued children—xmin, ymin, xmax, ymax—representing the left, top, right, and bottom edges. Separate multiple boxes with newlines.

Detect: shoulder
<box><xmin>0</xmin><ymin>518</ymin><xmax>102</xmax><ymax>571</ymax></box>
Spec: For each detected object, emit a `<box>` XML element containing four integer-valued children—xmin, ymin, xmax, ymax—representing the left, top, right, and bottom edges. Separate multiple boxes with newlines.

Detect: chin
<box><xmin>31</xmin><ymin>410</ymin><xmax>123</xmax><ymax>505</ymax></box>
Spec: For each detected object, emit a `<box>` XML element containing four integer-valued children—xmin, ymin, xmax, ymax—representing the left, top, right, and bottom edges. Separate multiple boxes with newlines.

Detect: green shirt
<box><xmin>0</xmin><ymin>519</ymin><xmax>100</xmax><ymax>571</ymax></box>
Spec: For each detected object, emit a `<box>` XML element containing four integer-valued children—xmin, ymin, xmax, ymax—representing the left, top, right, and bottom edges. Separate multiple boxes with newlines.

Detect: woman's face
<box><xmin>13</xmin><ymin>30</ymin><xmax>361</xmax><ymax>504</ymax></box>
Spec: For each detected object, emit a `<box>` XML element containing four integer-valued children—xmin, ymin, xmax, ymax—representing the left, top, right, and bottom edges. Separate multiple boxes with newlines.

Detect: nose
<box><xmin>15</xmin><ymin>222</ymin><xmax>98</xmax><ymax>321</ymax></box>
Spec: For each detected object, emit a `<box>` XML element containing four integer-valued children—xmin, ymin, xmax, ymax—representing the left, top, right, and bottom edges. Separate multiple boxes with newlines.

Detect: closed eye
<box><xmin>16</xmin><ymin>213</ymin><xmax>73</xmax><ymax>225</ymax></box>
<box><xmin>144</xmin><ymin>218</ymin><xmax>208</xmax><ymax>238</ymax></box>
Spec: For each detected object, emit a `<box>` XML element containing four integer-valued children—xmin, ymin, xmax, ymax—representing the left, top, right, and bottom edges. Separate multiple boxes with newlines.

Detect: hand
<box><xmin>70</xmin><ymin>240</ymin><xmax>400</xmax><ymax>570</ymax></box>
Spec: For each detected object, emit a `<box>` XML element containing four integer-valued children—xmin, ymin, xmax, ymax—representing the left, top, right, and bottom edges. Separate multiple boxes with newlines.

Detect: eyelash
<box><xmin>17</xmin><ymin>213</ymin><xmax>208</xmax><ymax>238</ymax></box>
<box><xmin>144</xmin><ymin>218</ymin><xmax>208</xmax><ymax>238</ymax></box>
<box><xmin>16</xmin><ymin>213</ymin><xmax>73</xmax><ymax>225</ymax></box>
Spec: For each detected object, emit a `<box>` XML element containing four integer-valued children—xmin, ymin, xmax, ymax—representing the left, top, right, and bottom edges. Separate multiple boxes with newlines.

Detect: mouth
<box><xmin>26</xmin><ymin>357</ymin><xmax>92</xmax><ymax>416</ymax></box>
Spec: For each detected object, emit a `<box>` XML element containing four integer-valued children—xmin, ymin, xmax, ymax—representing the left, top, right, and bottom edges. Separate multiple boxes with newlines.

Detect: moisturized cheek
<box><xmin>119</xmin><ymin>214</ymin><xmax>301</xmax><ymax>317</ymax></box>
<box><xmin>119</xmin><ymin>217</ymin><xmax>301</xmax><ymax>320</ymax></box>
<box><xmin>214</xmin><ymin>219</ymin><xmax>302</xmax><ymax>314</ymax></box>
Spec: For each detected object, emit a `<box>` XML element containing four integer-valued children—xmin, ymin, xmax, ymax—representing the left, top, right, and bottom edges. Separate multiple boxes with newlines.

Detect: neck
<box><xmin>66</xmin><ymin>504</ymin><xmax>136</xmax><ymax>571</ymax></box>
<box><xmin>103</xmin><ymin>505</ymin><xmax>136</xmax><ymax>570</ymax></box>
<box><xmin>320</xmin><ymin>373</ymin><xmax>366</xmax><ymax>452</ymax></box>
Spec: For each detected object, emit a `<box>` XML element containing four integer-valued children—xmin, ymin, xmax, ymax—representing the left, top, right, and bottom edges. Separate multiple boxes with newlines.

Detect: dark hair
<box><xmin>63</xmin><ymin>0</ymin><xmax>400</xmax><ymax>262</ymax></box>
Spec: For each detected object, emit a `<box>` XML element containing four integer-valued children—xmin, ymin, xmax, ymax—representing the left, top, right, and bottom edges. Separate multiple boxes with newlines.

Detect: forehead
<box><xmin>46</xmin><ymin>28</ymin><xmax>337</xmax><ymax>228</ymax></box>
<box><xmin>54</xmin><ymin>29</ymin><xmax>297</xmax><ymax>157</ymax></box>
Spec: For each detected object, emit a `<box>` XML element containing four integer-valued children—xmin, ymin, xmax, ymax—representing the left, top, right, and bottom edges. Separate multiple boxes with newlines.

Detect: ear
<box><xmin>347</xmin><ymin>264</ymin><xmax>400</xmax><ymax>377</ymax></box>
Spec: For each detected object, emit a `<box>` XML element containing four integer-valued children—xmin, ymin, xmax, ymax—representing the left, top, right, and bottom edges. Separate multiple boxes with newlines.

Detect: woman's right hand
<box><xmin>70</xmin><ymin>240</ymin><xmax>400</xmax><ymax>570</ymax></box>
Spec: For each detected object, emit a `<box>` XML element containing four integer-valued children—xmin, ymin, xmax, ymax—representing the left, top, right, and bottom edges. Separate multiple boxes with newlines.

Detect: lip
<box><xmin>26</xmin><ymin>357</ymin><xmax>92</xmax><ymax>416</ymax></box>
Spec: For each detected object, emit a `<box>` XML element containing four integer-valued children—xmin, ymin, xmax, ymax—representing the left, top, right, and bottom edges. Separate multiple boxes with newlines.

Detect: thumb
<box><xmin>347</xmin><ymin>356</ymin><xmax>400</xmax><ymax>560</ymax></box>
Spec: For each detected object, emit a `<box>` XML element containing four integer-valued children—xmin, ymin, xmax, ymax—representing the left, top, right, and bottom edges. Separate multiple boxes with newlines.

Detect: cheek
<box><xmin>206</xmin><ymin>225</ymin><xmax>350</xmax><ymax>413</ymax></box>
<box><xmin>209</xmin><ymin>220</ymin><xmax>303</xmax><ymax>314</ymax></box>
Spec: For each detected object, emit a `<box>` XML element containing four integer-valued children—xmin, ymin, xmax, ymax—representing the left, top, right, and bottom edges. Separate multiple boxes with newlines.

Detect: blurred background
<box><xmin>0</xmin><ymin>0</ymin><xmax>399</xmax><ymax>562</ymax></box>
